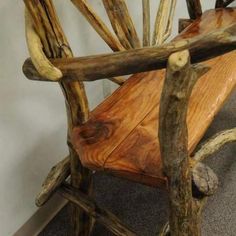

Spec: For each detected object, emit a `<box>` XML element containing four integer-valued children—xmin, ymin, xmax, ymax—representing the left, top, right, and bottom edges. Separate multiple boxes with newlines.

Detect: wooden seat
<box><xmin>72</xmin><ymin>9</ymin><xmax>236</xmax><ymax>188</ymax></box>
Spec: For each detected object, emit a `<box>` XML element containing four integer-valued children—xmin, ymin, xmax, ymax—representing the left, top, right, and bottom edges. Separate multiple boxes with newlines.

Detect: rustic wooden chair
<box><xmin>22</xmin><ymin>0</ymin><xmax>236</xmax><ymax>235</ymax></box>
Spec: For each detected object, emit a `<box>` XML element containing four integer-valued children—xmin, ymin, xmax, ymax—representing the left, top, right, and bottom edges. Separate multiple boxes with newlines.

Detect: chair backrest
<box><xmin>23</xmin><ymin>0</ymin><xmax>235</xmax><ymax>127</ymax></box>
<box><xmin>72</xmin><ymin>0</ymin><xmax>178</xmax><ymax>50</ymax></box>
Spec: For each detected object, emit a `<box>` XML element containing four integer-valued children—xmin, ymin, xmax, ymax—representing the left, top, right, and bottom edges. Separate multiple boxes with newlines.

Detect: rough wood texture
<box><xmin>142</xmin><ymin>0</ymin><xmax>150</xmax><ymax>46</ymax></box>
<box><xmin>23</xmin><ymin>1</ymin><xmax>93</xmax><ymax>235</ymax></box>
<box><xmin>152</xmin><ymin>0</ymin><xmax>177</xmax><ymax>45</ymax></box>
<box><xmin>59</xmin><ymin>183</ymin><xmax>136</xmax><ymax>236</ymax></box>
<box><xmin>36</xmin><ymin>156</ymin><xmax>70</xmax><ymax>207</ymax></box>
<box><xmin>192</xmin><ymin>128</ymin><xmax>236</xmax><ymax>163</ymax></box>
<box><xmin>159</xmin><ymin>50</ymin><xmax>205</xmax><ymax>235</ymax></box>
<box><xmin>71</xmin><ymin>0</ymin><xmax>124</xmax><ymax>51</ymax></box>
<box><xmin>23</xmin><ymin>21</ymin><xmax>236</xmax><ymax>82</ymax></box>
<box><xmin>192</xmin><ymin>163</ymin><xmax>219</xmax><ymax>198</ymax></box>
<box><xmin>25</xmin><ymin>9</ymin><xmax>62</xmax><ymax>81</ymax></box>
<box><xmin>102</xmin><ymin>0</ymin><xmax>141</xmax><ymax>49</ymax></box>
<box><xmin>152</xmin><ymin>0</ymin><xmax>171</xmax><ymax>45</ymax></box>
<box><xmin>186</xmin><ymin>0</ymin><xmax>202</xmax><ymax>19</ymax></box>
<box><xmin>179</xmin><ymin>18</ymin><xmax>194</xmax><ymax>33</ymax></box>
<box><xmin>162</xmin><ymin>0</ymin><xmax>177</xmax><ymax>42</ymax></box>
<box><xmin>72</xmin><ymin>9</ymin><xmax>236</xmax><ymax>188</ymax></box>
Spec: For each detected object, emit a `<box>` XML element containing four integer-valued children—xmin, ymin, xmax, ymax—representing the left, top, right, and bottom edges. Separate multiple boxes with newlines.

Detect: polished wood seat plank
<box><xmin>72</xmin><ymin>8</ymin><xmax>236</xmax><ymax>188</ymax></box>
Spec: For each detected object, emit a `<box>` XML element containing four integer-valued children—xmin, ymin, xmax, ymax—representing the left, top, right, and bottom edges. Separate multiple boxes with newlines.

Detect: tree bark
<box><xmin>36</xmin><ymin>156</ymin><xmax>70</xmax><ymax>207</ymax></box>
<box><xmin>142</xmin><ymin>0</ymin><xmax>150</xmax><ymax>47</ymax></box>
<box><xmin>23</xmin><ymin>23</ymin><xmax>236</xmax><ymax>82</ymax></box>
<box><xmin>159</xmin><ymin>50</ymin><xmax>207</xmax><ymax>235</ymax></box>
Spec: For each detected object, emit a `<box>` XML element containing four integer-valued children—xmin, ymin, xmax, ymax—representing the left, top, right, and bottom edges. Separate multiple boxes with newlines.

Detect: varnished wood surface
<box><xmin>72</xmin><ymin>9</ymin><xmax>236</xmax><ymax>188</ymax></box>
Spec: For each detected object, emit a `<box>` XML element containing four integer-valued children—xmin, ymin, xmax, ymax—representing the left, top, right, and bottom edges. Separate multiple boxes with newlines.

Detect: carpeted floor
<box><xmin>40</xmin><ymin>92</ymin><xmax>236</xmax><ymax>236</ymax></box>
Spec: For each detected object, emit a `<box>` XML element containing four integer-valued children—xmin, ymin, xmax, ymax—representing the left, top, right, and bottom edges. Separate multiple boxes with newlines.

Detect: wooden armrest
<box><xmin>23</xmin><ymin>23</ymin><xmax>236</xmax><ymax>82</ymax></box>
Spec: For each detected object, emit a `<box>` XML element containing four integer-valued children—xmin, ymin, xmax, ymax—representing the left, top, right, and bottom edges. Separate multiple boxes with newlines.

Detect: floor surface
<box><xmin>40</xmin><ymin>92</ymin><xmax>236</xmax><ymax>236</ymax></box>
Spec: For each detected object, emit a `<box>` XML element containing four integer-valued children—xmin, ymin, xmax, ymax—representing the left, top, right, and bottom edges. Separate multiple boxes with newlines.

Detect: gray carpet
<box><xmin>40</xmin><ymin>92</ymin><xmax>236</xmax><ymax>236</ymax></box>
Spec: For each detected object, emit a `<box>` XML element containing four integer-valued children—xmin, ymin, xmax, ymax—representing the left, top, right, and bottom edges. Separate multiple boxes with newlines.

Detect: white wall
<box><xmin>0</xmin><ymin>0</ymin><xmax>230</xmax><ymax>235</ymax></box>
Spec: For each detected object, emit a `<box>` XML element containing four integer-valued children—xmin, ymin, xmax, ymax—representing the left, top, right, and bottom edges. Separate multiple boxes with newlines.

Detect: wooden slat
<box><xmin>72</xmin><ymin>9</ymin><xmax>236</xmax><ymax>187</ymax></box>
<box><xmin>102</xmin><ymin>0</ymin><xmax>141</xmax><ymax>49</ymax></box>
<box><xmin>142</xmin><ymin>0</ymin><xmax>150</xmax><ymax>46</ymax></box>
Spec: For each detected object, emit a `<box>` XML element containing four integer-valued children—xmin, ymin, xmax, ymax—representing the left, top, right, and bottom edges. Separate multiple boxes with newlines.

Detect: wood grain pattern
<box><xmin>102</xmin><ymin>0</ymin><xmax>141</xmax><ymax>49</ymax></box>
<box><xmin>159</xmin><ymin>49</ymin><xmax>201</xmax><ymax>236</ymax></box>
<box><xmin>142</xmin><ymin>0</ymin><xmax>150</xmax><ymax>46</ymax></box>
<box><xmin>72</xmin><ymin>9</ymin><xmax>236</xmax><ymax>188</ymax></box>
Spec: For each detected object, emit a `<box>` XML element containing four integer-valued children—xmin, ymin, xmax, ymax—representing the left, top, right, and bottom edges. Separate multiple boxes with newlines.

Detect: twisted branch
<box><xmin>192</xmin><ymin>128</ymin><xmax>236</xmax><ymax>164</ymax></box>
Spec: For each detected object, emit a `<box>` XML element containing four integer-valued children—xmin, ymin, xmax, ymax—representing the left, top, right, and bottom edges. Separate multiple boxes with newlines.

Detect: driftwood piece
<box><xmin>25</xmin><ymin>9</ymin><xmax>62</xmax><ymax>81</ymax></box>
<box><xmin>216</xmin><ymin>0</ymin><xmax>235</xmax><ymax>8</ymax></box>
<box><xmin>152</xmin><ymin>0</ymin><xmax>172</xmax><ymax>45</ymax></box>
<box><xmin>102</xmin><ymin>0</ymin><xmax>141</xmax><ymax>49</ymax></box>
<box><xmin>71</xmin><ymin>0</ymin><xmax>124</xmax><ymax>51</ymax></box>
<box><xmin>152</xmin><ymin>0</ymin><xmax>177</xmax><ymax>45</ymax></box>
<box><xmin>59</xmin><ymin>183</ymin><xmax>136</xmax><ymax>236</ymax></box>
<box><xmin>142</xmin><ymin>0</ymin><xmax>150</xmax><ymax>46</ymax></box>
<box><xmin>179</xmin><ymin>18</ymin><xmax>194</xmax><ymax>33</ymax></box>
<box><xmin>23</xmin><ymin>23</ymin><xmax>236</xmax><ymax>82</ymax></box>
<box><xmin>36</xmin><ymin>156</ymin><xmax>70</xmax><ymax>207</ymax></box>
<box><xmin>23</xmin><ymin>1</ymin><xmax>93</xmax><ymax>235</ymax></box>
<box><xmin>192</xmin><ymin>128</ymin><xmax>236</xmax><ymax>164</ymax></box>
<box><xmin>159</xmin><ymin>50</ymin><xmax>207</xmax><ymax>235</ymax></box>
<box><xmin>162</xmin><ymin>0</ymin><xmax>177</xmax><ymax>43</ymax></box>
<box><xmin>192</xmin><ymin>163</ymin><xmax>219</xmax><ymax>197</ymax></box>
<box><xmin>186</xmin><ymin>0</ymin><xmax>202</xmax><ymax>19</ymax></box>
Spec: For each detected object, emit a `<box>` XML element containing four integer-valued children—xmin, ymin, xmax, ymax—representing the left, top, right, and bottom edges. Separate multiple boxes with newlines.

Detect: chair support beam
<box><xmin>59</xmin><ymin>183</ymin><xmax>137</xmax><ymax>236</ymax></box>
<box><xmin>159</xmin><ymin>50</ymin><xmax>204</xmax><ymax>235</ymax></box>
<box><xmin>23</xmin><ymin>23</ymin><xmax>236</xmax><ymax>82</ymax></box>
<box><xmin>35</xmin><ymin>156</ymin><xmax>70</xmax><ymax>207</ymax></box>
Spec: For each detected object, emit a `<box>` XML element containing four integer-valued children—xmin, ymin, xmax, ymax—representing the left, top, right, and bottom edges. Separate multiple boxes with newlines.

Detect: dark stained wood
<box><xmin>59</xmin><ymin>183</ymin><xmax>137</xmax><ymax>236</ymax></box>
<box><xmin>72</xmin><ymin>9</ymin><xmax>236</xmax><ymax>188</ymax></box>
<box><xmin>179</xmin><ymin>18</ymin><xmax>194</xmax><ymax>33</ymax></box>
<box><xmin>216</xmin><ymin>0</ymin><xmax>235</xmax><ymax>8</ymax></box>
<box><xmin>186</xmin><ymin>0</ymin><xmax>202</xmax><ymax>19</ymax></box>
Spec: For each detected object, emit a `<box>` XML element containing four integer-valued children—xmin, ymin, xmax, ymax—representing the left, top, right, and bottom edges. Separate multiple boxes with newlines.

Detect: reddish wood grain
<box><xmin>72</xmin><ymin>9</ymin><xmax>236</xmax><ymax>188</ymax></box>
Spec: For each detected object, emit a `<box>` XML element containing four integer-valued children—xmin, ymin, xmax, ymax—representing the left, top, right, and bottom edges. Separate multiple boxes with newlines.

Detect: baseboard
<box><xmin>13</xmin><ymin>194</ymin><xmax>67</xmax><ymax>236</ymax></box>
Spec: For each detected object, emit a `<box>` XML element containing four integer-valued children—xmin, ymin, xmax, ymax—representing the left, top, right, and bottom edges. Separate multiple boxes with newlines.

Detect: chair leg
<box><xmin>69</xmin><ymin>148</ymin><xmax>93</xmax><ymax>236</ymax></box>
<box><xmin>159</xmin><ymin>50</ymin><xmax>209</xmax><ymax>235</ymax></box>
